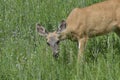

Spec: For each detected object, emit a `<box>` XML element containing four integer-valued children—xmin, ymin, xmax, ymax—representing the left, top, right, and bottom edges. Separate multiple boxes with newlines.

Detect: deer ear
<box><xmin>36</xmin><ymin>23</ymin><xmax>48</xmax><ymax>37</ymax></box>
<box><xmin>57</xmin><ymin>20</ymin><xmax>66</xmax><ymax>33</ymax></box>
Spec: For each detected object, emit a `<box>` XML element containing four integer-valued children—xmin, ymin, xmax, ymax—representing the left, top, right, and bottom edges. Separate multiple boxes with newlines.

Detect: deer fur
<box><xmin>59</xmin><ymin>0</ymin><xmax>120</xmax><ymax>60</ymax></box>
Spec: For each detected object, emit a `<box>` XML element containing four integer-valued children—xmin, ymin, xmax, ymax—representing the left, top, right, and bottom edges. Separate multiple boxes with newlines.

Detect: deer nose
<box><xmin>53</xmin><ymin>51</ymin><xmax>59</xmax><ymax>58</ymax></box>
<box><xmin>53</xmin><ymin>53</ymin><xmax>59</xmax><ymax>58</ymax></box>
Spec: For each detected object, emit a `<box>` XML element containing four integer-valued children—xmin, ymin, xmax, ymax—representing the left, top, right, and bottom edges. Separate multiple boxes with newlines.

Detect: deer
<box><xmin>36</xmin><ymin>0</ymin><xmax>120</xmax><ymax>61</ymax></box>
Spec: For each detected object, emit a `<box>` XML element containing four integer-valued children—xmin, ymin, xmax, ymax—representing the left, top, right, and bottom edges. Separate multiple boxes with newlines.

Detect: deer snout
<box><xmin>53</xmin><ymin>51</ymin><xmax>59</xmax><ymax>58</ymax></box>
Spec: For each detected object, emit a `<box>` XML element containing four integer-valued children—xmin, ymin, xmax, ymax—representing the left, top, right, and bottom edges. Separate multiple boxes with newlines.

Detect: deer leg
<box><xmin>78</xmin><ymin>36</ymin><xmax>88</xmax><ymax>62</ymax></box>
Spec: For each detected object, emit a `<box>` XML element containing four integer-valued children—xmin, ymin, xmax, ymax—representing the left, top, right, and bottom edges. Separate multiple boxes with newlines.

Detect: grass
<box><xmin>0</xmin><ymin>0</ymin><xmax>120</xmax><ymax>80</ymax></box>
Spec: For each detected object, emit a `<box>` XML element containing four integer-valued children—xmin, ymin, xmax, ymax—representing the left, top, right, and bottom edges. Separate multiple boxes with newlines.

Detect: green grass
<box><xmin>0</xmin><ymin>0</ymin><xmax>120</xmax><ymax>80</ymax></box>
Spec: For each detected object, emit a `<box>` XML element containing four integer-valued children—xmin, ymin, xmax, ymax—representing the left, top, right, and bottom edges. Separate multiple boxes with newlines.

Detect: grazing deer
<box><xmin>37</xmin><ymin>0</ymin><xmax>120</xmax><ymax>61</ymax></box>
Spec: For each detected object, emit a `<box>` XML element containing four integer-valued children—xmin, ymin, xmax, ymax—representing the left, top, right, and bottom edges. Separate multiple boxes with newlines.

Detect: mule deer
<box><xmin>37</xmin><ymin>0</ymin><xmax>120</xmax><ymax>60</ymax></box>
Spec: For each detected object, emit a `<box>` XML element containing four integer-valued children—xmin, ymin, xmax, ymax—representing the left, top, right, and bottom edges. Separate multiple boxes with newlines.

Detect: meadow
<box><xmin>0</xmin><ymin>0</ymin><xmax>120</xmax><ymax>80</ymax></box>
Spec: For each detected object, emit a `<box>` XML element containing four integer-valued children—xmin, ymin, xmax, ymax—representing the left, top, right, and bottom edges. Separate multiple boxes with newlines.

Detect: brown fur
<box><xmin>60</xmin><ymin>0</ymin><xmax>120</xmax><ymax>60</ymax></box>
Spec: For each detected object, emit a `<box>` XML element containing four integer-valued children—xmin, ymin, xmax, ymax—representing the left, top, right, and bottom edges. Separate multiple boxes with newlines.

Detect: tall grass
<box><xmin>0</xmin><ymin>0</ymin><xmax>120</xmax><ymax>80</ymax></box>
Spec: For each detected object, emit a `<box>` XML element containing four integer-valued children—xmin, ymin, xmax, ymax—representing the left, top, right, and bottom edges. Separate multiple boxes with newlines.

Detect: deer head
<box><xmin>36</xmin><ymin>20</ymin><xmax>66</xmax><ymax>58</ymax></box>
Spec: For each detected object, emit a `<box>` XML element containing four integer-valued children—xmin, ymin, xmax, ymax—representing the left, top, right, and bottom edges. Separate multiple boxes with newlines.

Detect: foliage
<box><xmin>0</xmin><ymin>0</ymin><xmax>120</xmax><ymax>80</ymax></box>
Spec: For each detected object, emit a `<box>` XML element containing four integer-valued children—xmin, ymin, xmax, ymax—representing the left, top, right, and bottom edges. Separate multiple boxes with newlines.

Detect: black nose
<box><xmin>53</xmin><ymin>53</ymin><xmax>59</xmax><ymax>58</ymax></box>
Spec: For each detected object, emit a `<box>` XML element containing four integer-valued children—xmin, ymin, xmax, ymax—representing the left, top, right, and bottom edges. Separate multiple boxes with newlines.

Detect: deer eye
<box><xmin>56</xmin><ymin>41</ymin><xmax>60</xmax><ymax>44</ymax></box>
<box><xmin>47</xmin><ymin>42</ymin><xmax>50</xmax><ymax>46</ymax></box>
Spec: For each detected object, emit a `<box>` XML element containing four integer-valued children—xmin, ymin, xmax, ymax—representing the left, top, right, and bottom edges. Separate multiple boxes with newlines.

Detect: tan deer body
<box><xmin>64</xmin><ymin>0</ymin><xmax>120</xmax><ymax>38</ymax></box>
<box><xmin>37</xmin><ymin>0</ymin><xmax>120</xmax><ymax>60</ymax></box>
<box><xmin>60</xmin><ymin>0</ymin><xmax>120</xmax><ymax>60</ymax></box>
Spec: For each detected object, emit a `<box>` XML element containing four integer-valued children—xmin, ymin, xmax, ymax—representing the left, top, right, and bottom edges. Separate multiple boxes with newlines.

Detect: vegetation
<box><xmin>0</xmin><ymin>0</ymin><xmax>120</xmax><ymax>80</ymax></box>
